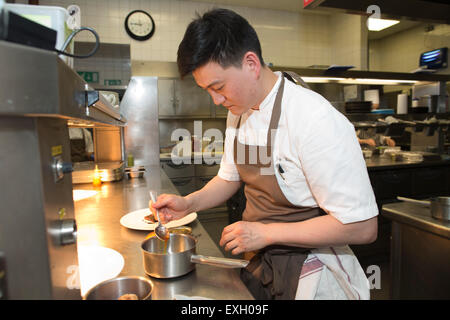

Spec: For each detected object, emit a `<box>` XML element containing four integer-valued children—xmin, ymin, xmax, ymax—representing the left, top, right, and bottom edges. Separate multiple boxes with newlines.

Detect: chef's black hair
<box><xmin>177</xmin><ymin>8</ymin><xmax>265</xmax><ymax>78</ymax></box>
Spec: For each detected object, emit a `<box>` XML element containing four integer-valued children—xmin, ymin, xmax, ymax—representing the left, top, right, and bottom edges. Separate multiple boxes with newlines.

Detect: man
<box><xmin>151</xmin><ymin>8</ymin><xmax>378</xmax><ymax>299</ymax></box>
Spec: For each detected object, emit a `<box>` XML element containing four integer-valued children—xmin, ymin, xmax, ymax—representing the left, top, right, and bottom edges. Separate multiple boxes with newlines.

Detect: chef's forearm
<box><xmin>185</xmin><ymin>175</ymin><xmax>241</xmax><ymax>213</ymax></box>
<box><xmin>265</xmin><ymin>215</ymin><xmax>378</xmax><ymax>248</ymax></box>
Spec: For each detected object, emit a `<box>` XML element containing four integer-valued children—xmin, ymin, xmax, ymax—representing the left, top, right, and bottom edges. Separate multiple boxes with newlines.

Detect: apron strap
<box><xmin>282</xmin><ymin>71</ymin><xmax>310</xmax><ymax>89</ymax></box>
<box><xmin>266</xmin><ymin>76</ymin><xmax>284</xmax><ymax>148</ymax></box>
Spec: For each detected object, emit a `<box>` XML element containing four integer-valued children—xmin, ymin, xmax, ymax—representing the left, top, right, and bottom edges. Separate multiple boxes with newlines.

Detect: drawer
<box><xmin>195</xmin><ymin>176</ymin><xmax>226</xmax><ymax>207</ymax></box>
<box><xmin>160</xmin><ymin>161</ymin><xmax>194</xmax><ymax>178</ymax></box>
<box><xmin>412</xmin><ymin>167</ymin><xmax>447</xmax><ymax>197</ymax></box>
<box><xmin>171</xmin><ymin>176</ymin><xmax>196</xmax><ymax>196</ymax></box>
<box><xmin>195</xmin><ymin>175</ymin><xmax>214</xmax><ymax>189</ymax></box>
<box><xmin>195</xmin><ymin>163</ymin><xmax>220</xmax><ymax>176</ymax></box>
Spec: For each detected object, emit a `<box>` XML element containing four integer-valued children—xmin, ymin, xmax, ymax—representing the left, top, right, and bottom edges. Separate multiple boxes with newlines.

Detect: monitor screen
<box><xmin>419</xmin><ymin>47</ymin><xmax>448</xmax><ymax>69</ymax></box>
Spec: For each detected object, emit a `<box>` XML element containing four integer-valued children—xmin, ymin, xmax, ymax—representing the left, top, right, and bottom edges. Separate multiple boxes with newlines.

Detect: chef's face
<box><xmin>192</xmin><ymin>55</ymin><xmax>260</xmax><ymax>115</ymax></box>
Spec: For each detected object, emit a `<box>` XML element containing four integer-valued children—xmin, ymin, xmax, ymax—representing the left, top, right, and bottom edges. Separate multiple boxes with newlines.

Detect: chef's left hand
<box><xmin>219</xmin><ymin>221</ymin><xmax>271</xmax><ymax>255</ymax></box>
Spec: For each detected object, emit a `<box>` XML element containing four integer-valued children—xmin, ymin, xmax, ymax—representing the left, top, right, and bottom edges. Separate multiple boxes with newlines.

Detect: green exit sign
<box><xmin>77</xmin><ymin>71</ymin><xmax>99</xmax><ymax>83</ymax></box>
<box><xmin>104</xmin><ymin>79</ymin><xmax>122</xmax><ymax>86</ymax></box>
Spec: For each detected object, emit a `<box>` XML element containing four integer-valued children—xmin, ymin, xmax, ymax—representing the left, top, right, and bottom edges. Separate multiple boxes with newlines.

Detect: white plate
<box><xmin>120</xmin><ymin>208</ymin><xmax>197</xmax><ymax>231</ymax></box>
<box><xmin>77</xmin><ymin>246</ymin><xmax>124</xmax><ymax>297</ymax></box>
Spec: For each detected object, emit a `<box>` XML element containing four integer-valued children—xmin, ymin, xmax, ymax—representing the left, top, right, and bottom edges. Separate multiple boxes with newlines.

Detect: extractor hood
<box><xmin>304</xmin><ymin>0</ymin><xmax>450</xmax><ymax>24</ymax></box>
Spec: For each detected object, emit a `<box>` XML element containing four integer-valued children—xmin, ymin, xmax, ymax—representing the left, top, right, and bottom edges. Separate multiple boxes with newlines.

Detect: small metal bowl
<box><xmin>126</xmin><ymin>171</ymin><xmax>144</xmax><ymax>179</ymax></box>
<box><xmin>83</xmin><ymin>276</ymin><xmax>153</xmax><ymax>300</ymax></box>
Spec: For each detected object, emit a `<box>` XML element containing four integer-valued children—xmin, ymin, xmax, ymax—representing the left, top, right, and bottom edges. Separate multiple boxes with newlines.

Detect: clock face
<box><xmin>125</xmin><ymin>10</ymin><xmax>155</xmax><ymax>41</ymax></box>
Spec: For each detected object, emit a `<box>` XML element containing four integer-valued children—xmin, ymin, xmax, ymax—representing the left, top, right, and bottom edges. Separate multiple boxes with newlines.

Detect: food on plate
<box><xmin>118</xmin><ymin>293</ymin><xmax>139</xmax><ymax>300</ymax></box>
<box><xmin>143</xmin><ymin>213</ymin><xmax>157</xmax><ymax>224</ymax></box>
<box><xmin>144</xmin><ymin>199</ymin><xmax>158</xmax><ymax>224</ymax></box>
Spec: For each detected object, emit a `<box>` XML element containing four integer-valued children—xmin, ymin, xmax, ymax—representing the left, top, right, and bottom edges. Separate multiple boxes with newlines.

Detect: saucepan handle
<box><xmin>397</xmin><ymin>196</ymin><xmax>431</xmax><ymax>206</ymax></box>
<box><xmin>191</xmin><ymin>254</ymin><xmax>249</xmax><ymax>268</ymax></box>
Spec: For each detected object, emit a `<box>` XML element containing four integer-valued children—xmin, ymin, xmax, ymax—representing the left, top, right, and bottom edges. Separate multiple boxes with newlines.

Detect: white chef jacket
<box><xmin>218</xmin><ymin>72</ymin><xmax>378</xmax><ymax>224</ymax></box>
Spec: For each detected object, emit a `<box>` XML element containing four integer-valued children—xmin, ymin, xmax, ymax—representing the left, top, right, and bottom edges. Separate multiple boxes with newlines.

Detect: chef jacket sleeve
<box><xmin>218</xmin><ymin>112</ymin><xmax>241</xmax><ymax>182</ymax></box>
<box><xmin>294</xmin><ymin>93</ymin><xmax>378</xmax><ymax>224</ymax></box>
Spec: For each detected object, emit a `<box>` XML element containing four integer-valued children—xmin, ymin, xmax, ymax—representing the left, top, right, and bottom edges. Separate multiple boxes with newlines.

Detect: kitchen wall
<box><xmin>330</xmin><ymin>13</ymin><xmax>368</xmax><ymax>70</ymax></box>
<box><xmin>14</xmin><ymin>0</ymin><xmax>368</xmax><ymax>71</ymax></box>
<box><xmin>369</xmin><ymin>23</ymin><xmax>450</xmax><ymax>74</ymax></box>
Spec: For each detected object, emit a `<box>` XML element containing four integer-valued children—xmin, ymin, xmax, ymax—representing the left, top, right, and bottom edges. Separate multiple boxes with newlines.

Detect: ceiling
<box><xmin>181</xmin><ymin>0</ymin><xmax>433</xmax><ymax>40</ymax></box>
<box><xmin>179</xmin><ymin>0</ymin><xmax>307</xmax><ymax>13</ymax></box>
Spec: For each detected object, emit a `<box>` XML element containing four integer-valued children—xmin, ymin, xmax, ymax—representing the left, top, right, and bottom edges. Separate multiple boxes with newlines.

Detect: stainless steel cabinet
<box><xmin>158</xmin><ymin>79</ymin><xmax>177</xmax><ymax>116</ymax></box>
<box><xmin>160</xmin><ymin>161</ymin><xmax>194</xmax><ymax>178</ymax></box>
<box><xmin>158</xmin><ymin>78</ymin><xmax>211</xmax><ymax>117</ymax></box>
<box><xmin>171</xmin><ymin>176</ymin><xmax>196</xmax><ymax>196</ymax></box>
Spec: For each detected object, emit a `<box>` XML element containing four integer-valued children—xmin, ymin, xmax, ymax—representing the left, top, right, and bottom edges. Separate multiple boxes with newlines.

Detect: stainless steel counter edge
<box><xmin>73</xmin><ymin>165</ymin><xmax>254</xmax><ymax>300</ymax></box>
<box><xmin>382</xmin><ymin>202</ymin><xmax>450</xmax><ymax>239</ymax></box>
<box><xmin>159</xmin><ymin>152</ymin><xmax>450</xmax><ymax>170</ymax></box>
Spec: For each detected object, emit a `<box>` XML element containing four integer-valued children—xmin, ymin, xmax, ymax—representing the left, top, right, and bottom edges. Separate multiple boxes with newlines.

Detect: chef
<box><xmin>152</xmin><ymin>8</ymin><xmax>378</xmax><ymax>300</ymax></box>
<box><xmin>357</xmin><ymin>129</ymin><xmax>396</xmax><ymax>148</ymax></box>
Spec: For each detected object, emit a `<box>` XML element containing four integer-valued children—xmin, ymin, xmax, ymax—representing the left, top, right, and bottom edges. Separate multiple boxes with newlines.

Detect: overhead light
<box><xmin>337</xmin><ymin>78</ymin><xmax>417</xmax><ymax>85</ymax></box>
<box><xmin>368</xmin><ymin>18</ymin><xmax>400</xmax><ymax>31</ymax></box>
<box><xmin>302</xmin><ymin>77</ymin><xmax>417</xmax><ymax>85</ymax></box>
<box><xmin>302</xmin><ymin>77</ymin><xmax>345</xmax><ymax>83</ymax></box>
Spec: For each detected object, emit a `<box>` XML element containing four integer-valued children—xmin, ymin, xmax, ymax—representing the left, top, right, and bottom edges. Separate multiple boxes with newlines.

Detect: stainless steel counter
<box><xmin>382</xmin><ymin>202</ymin><xmax>450</xmax><ymax>239</ymax></box>
<box><xmin>382</xmin><ymin>202</ymin><xmax>450</xmax><ymax>299</ymax></box>
<box><xmin>73</xmin><ymin>165</ymin><xmax>253</xmax><ymax>300</ymax></box>
<box><xmin>365</xmin><ymin>154</ymin><xmax>449</xmax><ymax>171</ymax></box>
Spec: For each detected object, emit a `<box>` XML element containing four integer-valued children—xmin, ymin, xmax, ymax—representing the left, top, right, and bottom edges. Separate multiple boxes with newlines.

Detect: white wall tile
<box><xmin>31</xmin><ymin>0</ymin><xmax>372</xmax><ymax>71</ymax></box>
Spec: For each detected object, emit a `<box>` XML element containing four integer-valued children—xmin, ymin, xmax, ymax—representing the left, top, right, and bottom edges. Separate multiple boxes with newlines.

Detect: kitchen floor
<box><xmin>199</xmin><ymin>211</ymin><xmax>392</xmax><ymax>300</ymax></box>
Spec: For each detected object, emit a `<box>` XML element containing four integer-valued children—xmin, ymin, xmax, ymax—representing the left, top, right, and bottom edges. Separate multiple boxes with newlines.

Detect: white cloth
<box><xmin>69</xmin><ymin>128</ymin><xmax>94</xmax><ymax>153</ymax></box>
<box><xmin>295</xmin><ymin>246</ymin><xmax>370</xmax><ymax>300</ymax></box>
<box><xmin>218</xmin><ymin>72</ymin><xmax>378</xmax><ymax>224</ymax></box>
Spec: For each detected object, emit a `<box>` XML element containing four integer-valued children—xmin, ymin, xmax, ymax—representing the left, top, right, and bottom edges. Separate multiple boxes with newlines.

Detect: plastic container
<box><xmin>4</xmin><ymin>3</ymin><xmax>74</xmax><ymax>67</ymax></box>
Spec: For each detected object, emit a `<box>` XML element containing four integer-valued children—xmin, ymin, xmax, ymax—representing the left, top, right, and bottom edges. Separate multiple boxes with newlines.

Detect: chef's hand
<box><xmin>358</xmin><ymin>138</ymin><xmax>376</xmax><ymax>147</ymax></box>
<box><xmin>149</xmin><ymin>194</ymin><xmax>190</xmax><ymax>223</ymax></box>
<box><xmin>385</xmin><ymin>137</ymin><xmax>396</xmax><ymax>147</ymax></box>
<box><xmin>219</xmin><ymin>221</ymin><xmax>270</xmax><ymax>255</ymax></box>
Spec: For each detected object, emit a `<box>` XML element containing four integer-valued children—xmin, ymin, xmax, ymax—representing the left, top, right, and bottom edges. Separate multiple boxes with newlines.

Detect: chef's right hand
<box><xmin>149</xmin><ymin>194</ymin><xmax>190</xmax><ymax>223</ymax></box>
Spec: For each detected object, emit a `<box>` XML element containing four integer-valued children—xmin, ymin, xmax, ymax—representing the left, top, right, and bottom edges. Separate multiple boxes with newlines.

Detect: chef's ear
<box><xmin>241</xmin><ymin>51</ymin><xmax>261</xmax><ymax>77</ymax></box>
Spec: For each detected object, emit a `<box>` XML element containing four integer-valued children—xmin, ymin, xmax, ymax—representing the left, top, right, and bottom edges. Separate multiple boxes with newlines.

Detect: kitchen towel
<box><xmin>397</xmin><ymin>94</ymin><xmax>408</xmax><ymax>114</ymax></box>
<box><xmin>295</xmin><ymin>245</ymin><xmax>370</xmax><ymax>300</ymax></box>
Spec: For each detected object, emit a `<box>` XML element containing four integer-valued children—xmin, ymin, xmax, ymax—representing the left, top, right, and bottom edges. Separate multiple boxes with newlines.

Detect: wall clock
<box><xmin>124</xmin><ymin>10</ymin><xmax>155</xmax><ymax>41</ymax></box>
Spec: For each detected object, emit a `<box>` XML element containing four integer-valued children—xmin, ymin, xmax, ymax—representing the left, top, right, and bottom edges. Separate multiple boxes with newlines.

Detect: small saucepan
<box><xmin>141</xmin><ymin>233</ymin><xmax>249</xmax><ymax>279</ymax></box>
<box><xmin>397</xmin><ymin>196</ymin><xmax>450</xmax><ymax>221</ymax></box>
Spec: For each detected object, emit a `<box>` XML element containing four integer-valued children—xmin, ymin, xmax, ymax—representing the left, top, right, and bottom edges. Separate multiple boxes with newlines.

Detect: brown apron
<box><xmin>234</xmin><ymin>75</ymin><xmax>325</xmax><ymax>300</ymax></box>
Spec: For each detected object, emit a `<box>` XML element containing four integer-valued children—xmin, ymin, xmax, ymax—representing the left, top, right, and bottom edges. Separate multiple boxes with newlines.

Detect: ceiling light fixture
<box><xmin>302</xmin><ymin>77</ymin><xmax>417</xmax><ymax>85</ymax></box>
<box><xmin>368</xmin><ymin>18</ymin><xmax>400</xmax><ymax>31</ymax></box>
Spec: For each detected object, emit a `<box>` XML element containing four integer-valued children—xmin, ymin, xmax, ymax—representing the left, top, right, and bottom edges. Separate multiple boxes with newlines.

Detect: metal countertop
<box><xmin>365</xmin><ymin>155</ymin><xmax>449</xmax><ymax>171</ymax></box>
<box><xmin>73</xmin><ymin>165</ymin><xmax>253</xmax><ymax>300</ymax></box>
<box><xmin>382</xmin><ymin>202</ymin><xmax>450</xmax><ymax>239</ymax></box>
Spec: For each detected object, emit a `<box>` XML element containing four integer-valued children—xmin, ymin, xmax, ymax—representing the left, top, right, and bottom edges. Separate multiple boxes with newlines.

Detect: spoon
<box><xmin>149</xmin><ymin>191</ymin><xmax>169</xmax><ymax>241</ymax></box>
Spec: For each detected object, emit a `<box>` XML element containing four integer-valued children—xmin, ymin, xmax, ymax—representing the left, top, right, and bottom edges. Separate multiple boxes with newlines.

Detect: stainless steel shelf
<box><xmin>0</xmin><ymin>40</ymin><xmax>126</xmax><ymax>127</ymax></box>
<box><xmin>271</xmin><ymin>66</ymin><xmax>450</xmax><ymax>82</ymax></box>
<box><xmin>159</xmin><ymin>115</ymin><xmax>227</xmax><ymax>120</ymax></box>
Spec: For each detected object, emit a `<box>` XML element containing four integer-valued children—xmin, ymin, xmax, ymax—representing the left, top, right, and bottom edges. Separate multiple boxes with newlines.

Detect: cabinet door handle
<box><xmin>166</xmin><ymin>162</ymin><xmax>189</xmax><ymax>169</ymax></box>
<box><xmin>173</xmin><ymin>177</ymin><xmax>193</xmax><ymax>186</ymax></box>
